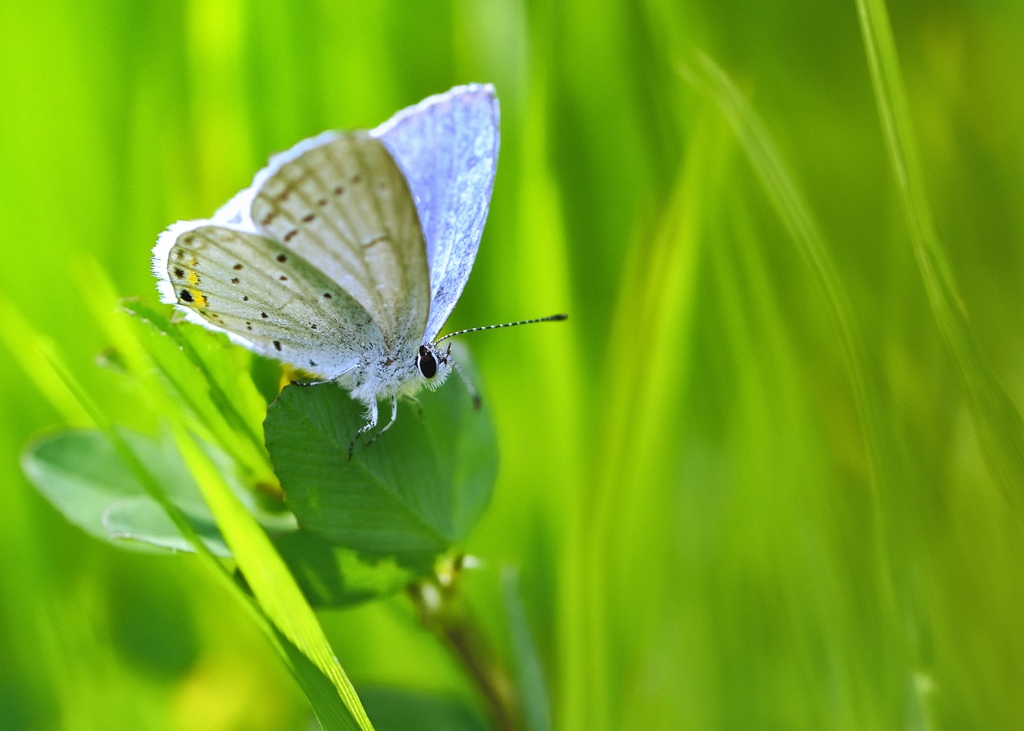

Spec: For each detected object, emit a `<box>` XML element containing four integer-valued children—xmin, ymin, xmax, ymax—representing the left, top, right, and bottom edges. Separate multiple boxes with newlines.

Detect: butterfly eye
<box><xmin>418</xmin><ymin>345</ymin><xmax>437</xmax><ymax>378</ymax></box>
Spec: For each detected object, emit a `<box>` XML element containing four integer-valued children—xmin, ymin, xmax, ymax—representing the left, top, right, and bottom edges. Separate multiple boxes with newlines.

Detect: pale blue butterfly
<box><xmin>152</xmin><ymin>84</ymin><xmax>564</xmax><ymax>449</ymax></box>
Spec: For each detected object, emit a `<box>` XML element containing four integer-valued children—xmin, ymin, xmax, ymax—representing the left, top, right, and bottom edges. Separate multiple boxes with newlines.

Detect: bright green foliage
<box><xmin>855</xmin><ymin>0</ymin><xmax>1024</xmax><ymax>506</ymax></box>
<box><xmin>3</xmin><ymin>0</ymin><xmax>1024</xmax><ymax>729</ymax></box>
<box><xmin>17</xmin><ymin>296</ymin><xmax>503</xmax><ymax>727</ymax></box>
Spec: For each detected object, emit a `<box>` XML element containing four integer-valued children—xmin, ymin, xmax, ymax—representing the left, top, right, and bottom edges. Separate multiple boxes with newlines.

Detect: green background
<box><xmin>2</xmin><ymin>0</ymin><xmax>1023</xmax><ymax>728</ymax></box>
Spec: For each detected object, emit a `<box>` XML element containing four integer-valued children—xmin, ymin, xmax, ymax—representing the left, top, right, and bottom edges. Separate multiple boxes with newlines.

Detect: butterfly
<box><xmin>152</xmin><ymin>84</ymin><xmax>564</xmax><ymax>452</ymax></box>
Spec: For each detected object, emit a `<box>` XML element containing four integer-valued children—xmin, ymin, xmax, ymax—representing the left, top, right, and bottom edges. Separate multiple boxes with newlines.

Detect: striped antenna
<box><xmin>434</xmin><ymin>313</ymin><xmax>568</xmax><ymax>344</ymax></box>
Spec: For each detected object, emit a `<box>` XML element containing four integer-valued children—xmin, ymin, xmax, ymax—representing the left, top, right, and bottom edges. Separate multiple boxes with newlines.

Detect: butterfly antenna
<box><xmin>450</xmin><ymin>359</ymin><xmax>482</xmax><ymax>410</ymax></box>
<box><xmin>434</xmin><ymin>313</ymin><xmax>568</xmax><ymax>344</ymax></box>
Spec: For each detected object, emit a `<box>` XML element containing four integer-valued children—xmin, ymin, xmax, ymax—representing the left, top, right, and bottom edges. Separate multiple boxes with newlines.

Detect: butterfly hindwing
<box><xmin>159</xmin><ymin>223</ymin><xmax>381</xmax><ymax>378</ymax></box>
<box><xmin>249</xmin><ymin>131</ymin><xmax>431</xmax><ymax>351</ymax></box>
<box><xmin>373</xmin><ymin>84</ymin><xmax>499</xmax><ymax>340</ymax></box>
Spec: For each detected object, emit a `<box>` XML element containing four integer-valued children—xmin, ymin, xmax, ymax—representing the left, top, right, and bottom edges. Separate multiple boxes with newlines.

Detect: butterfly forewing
<box><xmin>373</xmin><ymin>84</ymin><xmax>499</xmax><ymax>341</ymax></box>
<box><xmin>250</xmin><ymin>132</ymin><xmax>430</xmax><ymax>350</ymax></box>
<box><xmin>161</xmin><ymin>224</ymin><xmax>381</xmax><ymax>378</ymax></box>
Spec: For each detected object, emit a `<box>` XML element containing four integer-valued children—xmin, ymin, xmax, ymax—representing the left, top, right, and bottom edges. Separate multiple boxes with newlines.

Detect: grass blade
<box><xmin>681</xmin><ymin>54</ymin><xmax>913</xmax><ymax>644</ymax></box>
<box><xmin>501</xmin><ymin>568</ymin><xmax>551</xmax><ymax>731</ymax></box>
<box><xmin>854</xmin><ymin>0</ymin><xmax>1024</xmax><ymax>502</ymax></box>
<box><xmin>681</xmin><ymin>55</ymin><xmax>882</xmax><ymax>478</ymax></box>
<box><xmin>0</xmin><ymin>300</ymin><xmax>92</xmax><ymax>426</ymax></box>
<box><xmin>579</xmin><ymin>113</ymin><xmax>731</xmax><ymax>730</ymax></box>
<box><xmin>172</xmin><ymin>424</ymin><xmax>374</xmax><ymax>730</ymax></box>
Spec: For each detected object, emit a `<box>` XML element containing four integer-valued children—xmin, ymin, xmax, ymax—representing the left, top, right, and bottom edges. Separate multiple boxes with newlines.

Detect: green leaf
<box><xmin>360</xmin><ymin>688</ymin><xmax>489</xmax><ymax>731</ymax></box>
<box><xmin>21</xmin><ymin>429</ymin><xmax>217</xmax><ymax>550</ymax></box>
<box><xmin>264</xmin><ymin>346</ymin><xmax>497</xmax><ymax>568</ymax></box>
<box><xmin>103</xmin><ymin>496</ymin><xmax>230</xmax><ymax>556</ymax></box>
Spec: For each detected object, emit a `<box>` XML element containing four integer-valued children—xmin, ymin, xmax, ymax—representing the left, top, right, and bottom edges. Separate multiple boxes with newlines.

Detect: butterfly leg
<box><xmin>366</xmin><ymin>396</ymin><xmax>399</xmax><ymax>448</ymax></box>
<box><xmin>450</xmin><ymin>359</ymin><xmax>482</xmax><ymax>410</ymax></box>
<box><xmin>348</xmin><ymin>399</ymin><xmax>379</xmax><ymax>460</ymax></box>
<box><xmin>292</xmin><ymin>378</ymin><xmax>334</xmax><ymax>387</ymax></box>
<box><xmin>405</xmin><ymin>394</ymin><xmax>424</xmax><ymax>417</ymax></box>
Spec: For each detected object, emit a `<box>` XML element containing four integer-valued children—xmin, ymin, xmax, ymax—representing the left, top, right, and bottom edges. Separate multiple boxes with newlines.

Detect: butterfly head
<box><xmin>416</xmin><ymin>342</ymin><xmax>451</xmax><ymax>388</ymax></box>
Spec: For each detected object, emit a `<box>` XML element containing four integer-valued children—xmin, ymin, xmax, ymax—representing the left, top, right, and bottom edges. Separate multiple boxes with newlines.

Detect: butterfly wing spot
<box><xmin>261</xmin><ymin>211</ymin><xmax>279</xmax><ymax>226</ymax></box>
<box><xmin>351</xmin><ymin>175</ymin><xmax>361</xmax><ymax>184</ymax></box>
<box><xmin>233</xmin><ymin>263</ymin><xmax>243</xmax><ymax>270</ymax></box>
<box><xmin>301</xmin><ymin>213</ymin><xmax>316</xmax><ymax>223</ymax></box>
<box><xmin>279</xmin><ymin>275</ymin><xmax>288</xmax><ymax>281</ymax></box>
<box><xmin>333</xmin><ymin>186</ymin><xmax>344</xmax><ymax>196</ymax></box>
<box><xmin>174</xmin><ymin>267</ymin><xmax>185</xmax><ymax>278</ymax></box>
<box><xmin>283</xmin><ymin>230</ymin><xmax>298</xmax><ymax>242</ymax></box>
<box><xmin>317</xmin><ymin>198</ymin><xmax>328</xmax><ymax>206</ymax></box>
<box><xmin>242</xmin><ymin>296</ymin><xmax>249</xmax><ymax>301</ymax></box>
<box><xmin>276</xmin><ymin>254</ymin><xmax>287</xmax><ymax>263</ymax></box>
<box><xmin>309</xmin><ymin>360</ymin><xmax>318</xmax><ymax>367</ymax></box>
<box><xmin>231</xmin><ymin>278</ymin><xmax>239</xmax><ymax>284</ymax></box>
<box><xmin>179</xmin><ymin>288</ymin><xmax>207</xmax><ymax>308</ymax></box>
<box><xmin>261</xmin><ymin>312</ymin><xmax>268</xmax><ymax>318</ymax></box>
<box><xmin>273</xmin><ymin>340</ymin><xmax>282</xmax><ymax>351</ymax></box>
<box><xmin>310</xmin><ymin>323</ymin><xmax>317</xmax><ymax>330</ymax></box>
<box><xmin>323</xmin><ymin>293</ymin><xmax>332</xmax><ymax>299</ymax></box>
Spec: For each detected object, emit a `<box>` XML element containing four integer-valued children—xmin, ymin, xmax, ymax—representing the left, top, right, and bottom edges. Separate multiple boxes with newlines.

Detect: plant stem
<box><xmin>410</xmin><ymin>577</ymin><xmax>522</xmax><ymax>731</ymax></box>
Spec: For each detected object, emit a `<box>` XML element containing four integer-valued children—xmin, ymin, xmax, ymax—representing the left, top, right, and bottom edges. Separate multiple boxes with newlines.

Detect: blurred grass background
<box><xmin>2</xmin><ymin>0</ymin><xmax>1024</xmax><ymax>728</ymax></box>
